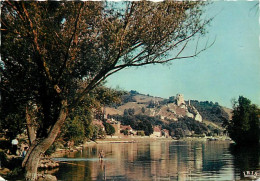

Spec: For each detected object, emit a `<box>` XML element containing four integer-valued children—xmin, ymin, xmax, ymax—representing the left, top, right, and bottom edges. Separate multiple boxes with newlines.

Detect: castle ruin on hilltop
<box><xmin>176</xmin><ymin>94</ymin><xmax>185</xmax><ymax>106</ymax></box>
<box><xmin>175</xmin><ymin>93</ymin><xmax>202</xmax><ymax>122</ymax></box>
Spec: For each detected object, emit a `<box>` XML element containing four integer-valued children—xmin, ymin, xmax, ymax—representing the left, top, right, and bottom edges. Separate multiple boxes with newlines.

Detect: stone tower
<box><xmin>176</xmin><ymin>94</ymin><xmax>185</xmax><ymax>106</ymax></box>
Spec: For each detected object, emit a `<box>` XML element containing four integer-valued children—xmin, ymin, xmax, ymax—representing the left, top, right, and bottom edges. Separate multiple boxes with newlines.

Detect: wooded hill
<box><xmin>105</xmin><ymin>90</ymin><xmax>232</xmax><ymax>137</ymax></box>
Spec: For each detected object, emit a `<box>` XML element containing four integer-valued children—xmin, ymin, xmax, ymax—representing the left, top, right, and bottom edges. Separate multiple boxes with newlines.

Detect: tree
<box><xmin>63</xmin><ymin>117</ymin><xmax>85</xmax><ymax>145</ymax></box>
<box><xmin>0</xmin><ymin>82</ymin><xmax>27</xmax><ymax>139</ymax></box>
<box><xmin>224</xmin><ymin>96</ymin><xmax>260</xmax><ymax>146</ymax></box>
<box><xmin>62</xmin><ymin>86</ymin><xmax>122</xmax><ymax>141</ymax></box>
<box><xmin>104</xmin><ymin>123</ymin><xmax>115</xmax><ymax>136</ymax></box>
<box><xmin>141</xmin><ymin>107</ymin><xmax>146</xmax><ymax>114</ymax></box>
<box><xmin>1</xmin><ymin>1</ymin><xmax>211</xmax><ymax>180</ymax></box>
<box><xmin>136</xmin><ymin>120</ymin><xmax>153</xmax><ymax>136</ymax></box>
<box><xmin>174</xmin><ymin>128</ymin><xmax>185</xmax><ymax>138</ymax></box>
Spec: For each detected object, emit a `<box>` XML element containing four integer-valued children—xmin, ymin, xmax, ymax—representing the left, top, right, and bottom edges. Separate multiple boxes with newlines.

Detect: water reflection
<box><xmin>53</xmin><ymin>141</ymin><xmax>259</xmax><ymax>181</ymax></box>
<box><xmin>230</xmin><ymin>145</ymin><xmax>260</xmax><ymax>180</ymax></box>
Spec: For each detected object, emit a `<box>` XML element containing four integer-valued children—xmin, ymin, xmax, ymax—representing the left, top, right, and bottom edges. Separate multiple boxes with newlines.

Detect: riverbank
<box><xmin>93</xmin><ymin>135</ymin><xmax>233</xmax><ymax>144</ymax></box>
<box><xmin>95</xmin><ymin>136</ymin><xmax>173</xmax><ymax>143</ymax></box>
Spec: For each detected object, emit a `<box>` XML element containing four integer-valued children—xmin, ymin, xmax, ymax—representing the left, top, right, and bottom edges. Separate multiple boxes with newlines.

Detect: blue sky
<box><xmin>106</xmin><ymin>1</ymin><xmax>260</xmax><ymax>108</ymax></box>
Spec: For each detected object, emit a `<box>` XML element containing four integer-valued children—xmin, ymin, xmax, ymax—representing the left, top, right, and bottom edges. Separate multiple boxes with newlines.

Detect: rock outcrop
<box><xmin>195</xmin><ymin>113</ymin><xmax>203</xmax><ymax>122</ymax></box>
<box><xmin>38</xmin><ymin>158</ymin><xmax>59</xmax><ymax>169</ymax></box>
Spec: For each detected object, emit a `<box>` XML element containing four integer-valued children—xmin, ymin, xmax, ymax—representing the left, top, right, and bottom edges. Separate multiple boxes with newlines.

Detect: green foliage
<box><xmin>168</xmin><ymin>96</ymin><xmax>175</xmax><ymax>103</ymax></box>
<box><xmin>170</xmin><ymin>117</ymin><xmax>209</xmax><ymax>135</ymax></box>
<box><xmin>147</xmin><ymin>101</ymin><xmax>157</xmax><ymax>108</ymax></box>
<box><xmin>0</xmin><ymin>149</ymin><xmax>8</xmax><ymax>167</ymax></box>
<box><xmin>6</xmin><ymin>167</ymin><xmax>24</xmax><ymax>180</ymax></box>
<box><xmin>6</xmin><ymin>157</ymin><xmax>23</xmax><ymax>170</ymax></box>
<box><xmin>191</xmin><ymin>100</ymin><xmax>229</xmax><ymax>124</ymax></box>
<box><xmin>104</xmin><ymin>123</ymin><xmax>115</xmax><ymax>136</ymax></box>
<box><xmin>0</xmin><ymin>140</ymin><xmax>10</xmax><ymax>151</ymax></box>
<box><xmin>225</xmin><ymin>96</ymin><xmax>260</xmax><ymax>146</ymax></box>
<box><xmin>137</xmin><ymin>131</ymin><xmax>145</xmax><ymax>136</ymax></box>
<box><xmin>61</xmin><ymin>86</ymin><xmax>121</xmax><ymax>142</ymax></box>
<box><xmin>120</xmin><ymin>129</ymin><xmax>129</xmax><ymax>135</ymax></box>
<box><xmin>91</xmin><ymin>125</ymin><xmax>106</xmax><ymax>141</ymax></box>
<box><xmin>63</xmin><ymin>118</ymin><xmax>85</xmax><ymax>144</ymax></box>
<box><xmin>124</xmin><ymin>108</ymin><xmax>135</xmax><ymax>116</ymax></box>
<box><xmin>90</xmin><ymin>125</ymin><xmax>98</xmax><ymax>141</ymax></box>
<box><xmin>0</xmin><ymin>91</ymin><xmax>26</xmax><ymax>138</ymax></box>
<box><xmin>174</xmin><ymin>128</ymin><xmax>185</xmax><ymax>138</ymax></box>
<box><xmin>120</xmin><ymin>93</ymin><xmax>137</xmax><ymax>105</ymax></box>
<box><xmin>137</xmin><ymin>120</ymin><xmax>153</xmax><ymax>136</ymax></box>
<box><xmin>129</xmin><ymin>90</ymin><xmax>139</xmax><ymax>95</ymax></box>
<box><xmin>111</xmin><ymin>114</ymin><xmax>156</xmax><ymax>136</ymax></box>
<box><xmin>192</xmin><ymin>134</ymin><xmax>205</xmax><ymax>137</ymax></box>
<box><xmin>45</xmin><ymin>141</ymin><xmax>64</xmax><ymax>155</ymax></box>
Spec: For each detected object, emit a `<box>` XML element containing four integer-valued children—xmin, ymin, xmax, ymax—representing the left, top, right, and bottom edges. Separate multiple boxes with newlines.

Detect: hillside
<box><xmin>105</xmin><ymin>91</ymin><xmax>232</xmax><ymax>137</ymax></box>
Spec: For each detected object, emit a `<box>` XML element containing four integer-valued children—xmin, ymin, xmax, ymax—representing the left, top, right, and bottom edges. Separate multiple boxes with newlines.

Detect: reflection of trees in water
<box><xmin>54</xmin><ymin>151</ymin><xmax>92</xmax><ymax>181</ymax></box>
<box><xmin>54</xmin><ymin>142</ymin><xmax>259</xmax><ymax>180</ymax></box>
<box><xmin>202</xmin><ymin>142</ymin><xmax>230</xmax><ymax>172</ymax></box>
<box><xmin>230</xmin><ymin>144</ymin><xmax>260</xmax><ymax>179</ymax></box>
<box><xmin>54</xmin><ymin>161</ymin><xmax>92</xmax><ymax>181</ymax></box>
<box><xmin>202</xmin><ymin>159</ymin><xmax>225</xmax><ymax>172</ymax></box>
<box><xmin>136</xmin><ymin>149</ymin><xmax>151</xmax><ymax>162</ymax></box>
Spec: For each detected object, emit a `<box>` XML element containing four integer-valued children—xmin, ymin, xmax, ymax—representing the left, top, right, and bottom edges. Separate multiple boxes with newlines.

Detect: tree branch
<box><xmin>21</xmin><ymin>3</ymin><xmax>53</xmax><ymax>83</ymax></box>
<box><xmin>56</xmin><ymin>3</ymin><xmax>84</xmax><ymax>85</ymax></box>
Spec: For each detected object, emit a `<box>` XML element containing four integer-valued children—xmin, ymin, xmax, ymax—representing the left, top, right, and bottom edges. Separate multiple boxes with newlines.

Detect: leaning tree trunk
<box><xmin>23</xmin><ymin>100</ymin><xmax>68</xmax><ymax>180</ymax></box>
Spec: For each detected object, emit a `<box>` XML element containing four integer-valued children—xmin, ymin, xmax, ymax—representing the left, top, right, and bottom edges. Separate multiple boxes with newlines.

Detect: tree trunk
<box><xmin>25</xmin><ymin>147</ymin><xmax>41</xmax><ymax>180</ymax></box>
<box><xmin>26</xmin><ymin>106</ymin><xmax>36</xmax><ymax>145</ymax></box>
<box><xmin>24</xmin><ymin>100</ymin><xmax>68</xmax><ymax>180</ymax></box>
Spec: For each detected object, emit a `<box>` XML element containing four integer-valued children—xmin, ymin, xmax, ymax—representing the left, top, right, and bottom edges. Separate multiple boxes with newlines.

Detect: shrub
<box><xmin>0</xmin><ymin>149</ymin><xmax>8</xmax><ymax>167</ymax></box>
<box><xmin>137</xmin><ymin>131</ymin><xmax>145</xmax><ymax>136</ymax></box>
<box><xmin>120</xmin><ymin>130</ymin><xmax>128</xmax><ymax>135</ymax></box>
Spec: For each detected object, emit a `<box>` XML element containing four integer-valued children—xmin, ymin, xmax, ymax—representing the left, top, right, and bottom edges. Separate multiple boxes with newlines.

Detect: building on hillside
<box><xmin>120</xmin><ymin>125</ymin><xmax>135</xmax><ymax>135</ymax></box>
<box><xmin>106</xmin><ymin>118</ymin><xmax>117</xmax><ymax>124</ymax></box>
<box><xmin>150</xmin><ymin>126</ymin><xmax>162</xmax><ymax>138</ymax></box>
<box><xmin>120</xmin><ymin>125</ymin><xmax>133</xmax><ymax>132</ymax></box>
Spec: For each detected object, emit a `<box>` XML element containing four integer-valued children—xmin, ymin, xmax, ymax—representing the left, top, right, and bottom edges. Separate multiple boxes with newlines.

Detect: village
<box><xmin>93</xmin><ymin>118</ymin><xmax>170</xmax><ymax>139</ymax></box>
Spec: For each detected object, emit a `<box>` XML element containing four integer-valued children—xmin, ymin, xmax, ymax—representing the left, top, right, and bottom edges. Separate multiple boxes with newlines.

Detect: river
<box><xmin>52</xmin><ymin>140</ymin><xmax>259</xmax><ymax>181</ymax></box>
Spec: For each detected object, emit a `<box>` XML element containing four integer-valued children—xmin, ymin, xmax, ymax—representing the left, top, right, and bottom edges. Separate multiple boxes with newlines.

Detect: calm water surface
<box><xmin>53</xmin><ymin>141</ymin><xmax>259</xmax><ymax>181</ymax></box>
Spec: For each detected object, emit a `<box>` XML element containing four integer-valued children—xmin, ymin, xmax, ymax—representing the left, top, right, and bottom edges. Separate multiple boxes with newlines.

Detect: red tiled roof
<box><xmin>153</xmin><ymin>126</ymin><xmax>161</xmax><ymax>132</ymax></box>
<box><xmin>162</xmin><ymin>129</ymin><xmax>169</xmax><ymax>134</ymax></box>
<box><xmin>120</xmin><ymin>125</ymin><xmax>132</xmax><ymax>130</ymax></box>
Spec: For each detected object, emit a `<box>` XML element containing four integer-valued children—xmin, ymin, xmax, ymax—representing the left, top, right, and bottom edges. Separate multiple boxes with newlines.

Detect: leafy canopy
<box><xmin>1</xmin><ymin>1</ymin><xmax>210</xmax><ymax>138</ymax></box>
<box><xmin>224</xmin><ymin>96</ymin><xmax>260</xmax><ymax>146</ymax></box>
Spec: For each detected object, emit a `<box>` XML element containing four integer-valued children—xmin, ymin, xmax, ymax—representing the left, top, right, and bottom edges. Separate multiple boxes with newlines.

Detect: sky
<box><xmin>106</xmin><ymin>1</ymin><xmax>260</xmax><ymax>108</ymax></box>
